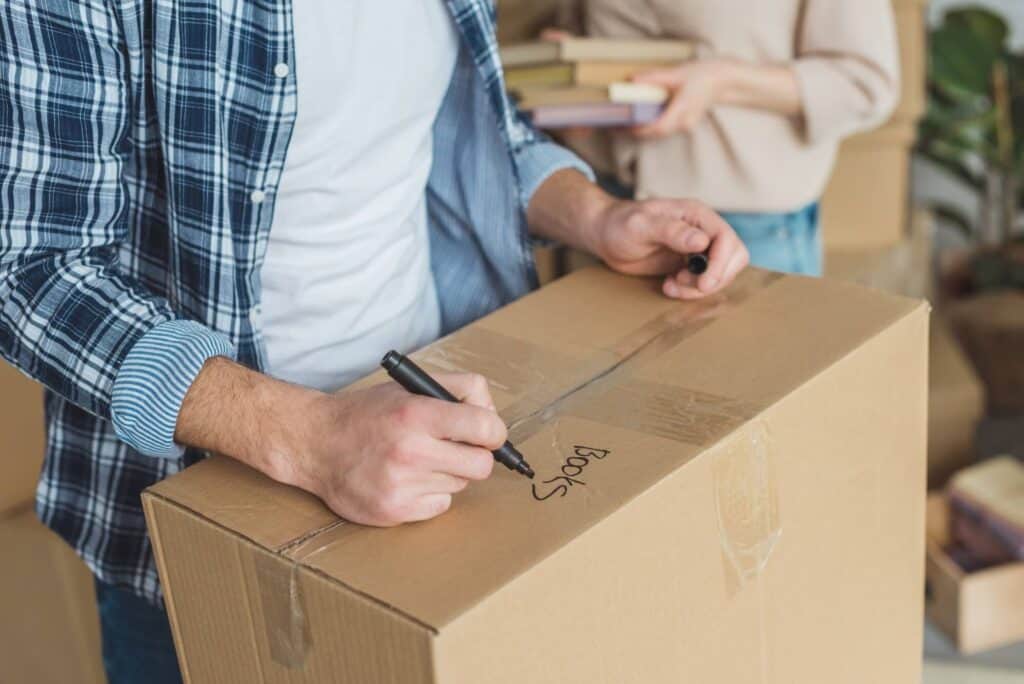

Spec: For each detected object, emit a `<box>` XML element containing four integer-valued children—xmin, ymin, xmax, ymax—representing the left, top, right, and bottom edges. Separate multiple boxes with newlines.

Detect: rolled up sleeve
<box><xmin>792</xmin><ymin>0</ymin><xmax>900</xmax><ymax>144</ymax></box>
<box><xmin>110</xmin><ymin>321</ymin><xmax>236</xmax><ymax>458</ymax></box>
<box><xmin>512</xmin><ymin>138</ymin><xmax>595</xmax><ymax>209</ymax></box>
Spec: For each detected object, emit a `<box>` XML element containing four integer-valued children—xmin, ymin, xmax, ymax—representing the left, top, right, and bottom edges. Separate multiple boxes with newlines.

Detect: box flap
<box><xmin>148</xmin><ymin>268</ymin><xmax>924</xmax><ymax>630</ymax></box>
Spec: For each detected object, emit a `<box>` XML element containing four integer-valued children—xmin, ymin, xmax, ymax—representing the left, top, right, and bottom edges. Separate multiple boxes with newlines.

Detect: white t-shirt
<box><xmin>259</xmin><ymin>2</ymin><xmax>459</xmax><ymax>391</ymax></box>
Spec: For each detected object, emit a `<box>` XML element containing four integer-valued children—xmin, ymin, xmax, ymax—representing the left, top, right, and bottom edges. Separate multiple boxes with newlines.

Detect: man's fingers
<box><xmin>651</xmin><ymin>216</ymin><xmax>710</xmax><ymax>255</ymax></box>
<box><xmin>721</xmin><ymin>248</ymin><xmax>750</xmax><ymax>286</ymax></box>
<box><xmin>402</xmin><ymin>494</ymin><xmax>453</xmax><ymax>523</ymax></box>
<box><xmin>418</xmin><ymin>399</ymin><xmax>506</xmax><ymax>449</ymax></box>
<box><xmin>416</xmin><ymin>473</ymin><xmax>470</xmax><ymax>496</ymax></box>
<box><xmin>418</xmin><ymin>441</ymin><xmax>495</xmax><ymax>481</ymax></box>
<box><xmin>431</xmin><ymin>371</ymin><xmax>496</xmax><ymax>410</ymax></box>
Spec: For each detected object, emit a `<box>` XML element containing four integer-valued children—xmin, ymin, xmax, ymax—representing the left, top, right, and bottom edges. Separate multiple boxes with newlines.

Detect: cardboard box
<box><xmin>0</xmin><ymin>507</ymin><xmax>106</xmax><ymax>684</ymax></box>
<box><xmin>144</xmin><ymin>268</ymin><xmax>928</xmax><ymax>684</ymax></box>
<box><xmin>926</xmin><ymin>494</ymin><xmax>1024</xmax><ymax>654</ymax></box>
<box><xmin>948</xmin><ymin>290</ymin><xmax>1024</xmax><ymax>417</ymax></box>
<box><xmin>928</xmin><ymin>319</ymin><xmax>984</xmax><ymax>488</ymax></box>
<box><xmin>892</xmin><ymin>0</ymin><xmax>928</xmax><ymax>122</ymax></box>
<box><xmin>0</xmin><ymin>361</ymin><xmax>46</xmax><ymax>515</ymax></box>
<box><xmin>824</xmin><ymin>208</ymin><xmax>934</xmax><ymax>300</ymax></box>
<box><xmin>532</xmin><ymin>245</ymin><xmax>563</xmax><ymax>286</ymax></box>
<box><xmin>496</xmin><ymin>0</ymin><xmax>558</xmax><ymax>44</ymax></box>
<box><xmin>821</xmin><ymin>121</ymin><xmax>917</xmax><ymax>250</ymax></box>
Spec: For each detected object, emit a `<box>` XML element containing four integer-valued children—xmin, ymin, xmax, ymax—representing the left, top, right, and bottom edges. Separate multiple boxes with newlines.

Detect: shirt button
<box><xmin>273</xmin><ymin>63</ymin><xmax>290</xmax><ymax>79</ymax></box>
<box><xmin>250</xmin><ymin>190</ymin><xmax>266</xmax><ymax>204</ymax></box>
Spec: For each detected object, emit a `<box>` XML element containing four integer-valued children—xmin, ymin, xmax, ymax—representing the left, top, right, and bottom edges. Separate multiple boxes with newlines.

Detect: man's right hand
<box><xmin>175</xmin><ymin>357</ymin><xmax>506</xmax><ymax>526</ymax></box>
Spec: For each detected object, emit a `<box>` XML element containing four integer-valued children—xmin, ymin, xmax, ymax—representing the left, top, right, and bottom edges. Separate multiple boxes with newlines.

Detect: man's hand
<box><xmin>527</xmin><ymin>170</ymin><xmax>748</xmax><ymax>299</ymax></box>
<box><xmin>176</xmin><ymin>357</ymin><xmax>505</xmax><ymax>526</ymax></box>
<box><xmin>592</xmin><ymin>196</ymin><xmax>749</xmax><ymax>298</ymax></box>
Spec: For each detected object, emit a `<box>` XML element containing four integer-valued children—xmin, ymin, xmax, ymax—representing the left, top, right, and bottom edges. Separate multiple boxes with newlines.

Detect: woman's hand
<box><xmin>631</xmin><ymin>60</ymin><xmax>735</xmax><ymax>138</ymax></box>
<box><xmin>631</xmin><ymin>59</ymin><xmax>803</xmax><ymax>139</ymax></box>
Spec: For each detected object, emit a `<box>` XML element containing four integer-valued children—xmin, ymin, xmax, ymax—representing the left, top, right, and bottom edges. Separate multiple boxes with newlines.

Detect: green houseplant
<box><xmin>919</xmin><ymin>6</ymin><xmax>1024</xmax><ymax>416</ymax></box>
<box><xmin>918</xmin><ymin>5</ymin><xmax>1024</xmax><ymax>293</ymax></box>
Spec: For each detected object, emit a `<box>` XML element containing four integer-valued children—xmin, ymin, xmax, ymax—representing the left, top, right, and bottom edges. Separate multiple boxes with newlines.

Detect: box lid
<box><xmin>148</xmin><ymin>268</ymin><xmax>925</xmax><ymax>630</ymax></box>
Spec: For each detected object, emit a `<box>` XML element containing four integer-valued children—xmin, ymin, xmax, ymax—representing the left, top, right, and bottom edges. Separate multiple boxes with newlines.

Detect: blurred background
<box><xmin>1</xmin><ymin>1</ymin><xmax>1022</xmax><ymax>682</ymax></box>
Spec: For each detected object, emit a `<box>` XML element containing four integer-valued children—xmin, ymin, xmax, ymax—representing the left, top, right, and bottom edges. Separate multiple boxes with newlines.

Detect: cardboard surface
<box><xmin>0</xmin><ymin>361</ymin><xmax>46</xmax><ymax>515</ymax></box>
<box><xmin>146</xmin><ymin>268</ymin><xmax>928</xmax><ymax>683</ymax></box>
<box><xmin>823</xmin><ymin>208</ymin><xmax>934</xmax><ymax>301</ymax></box>
<box><xmin>926</xmin><ymin>494</ymin><xmax>1024</xmax><ymax>655</ymax></box>
<box><xmin>928</xmin><ymin>318</ymin><xmax>985</xmax><ymax>488</ymax></box>
<box><xmin>821</xmin><ymin>121</ymin><xmax>916</xmax><ymax>250</ymax></box>
<box><xmin>0</xmin><ymin>508</ymin><xmax>106</xmax><ymax>684</ymax></box>
<box><xmin>892</xmin><ymin>0</ymin><xmax>928</xmax><ymax>122</ymax></box>
<box><xmin>948</xmin><ymin>290</ymin><xmax>1024</xmax><ymax>417</ymax></box>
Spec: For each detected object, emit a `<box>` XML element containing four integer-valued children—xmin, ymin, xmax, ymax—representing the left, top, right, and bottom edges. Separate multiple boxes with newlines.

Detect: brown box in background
<box><xmin>0</xmin><ymin>361</ymin><xmax>46</xmax><ymax>515</ymax></box>
<box><xmin>947</xmin><ymin>290</ymin><xmax>1024</xmax><ymax>417</ymax></box>
<box><xmin>0</xmin><ymin>508</ymin><xmax>106</xmax><ymax>684</ymax></box>
<box><xmin>145</xmin><ymin>268</ymin><xmax>928</xmax><ymax>684</ymax></box>
<box><xmin>928</xmin><ymin>319</ymin><xmax>984</xmax><ymax>488</ymax></box>
<box><xmin>926</xmin><ymin>494</ymin><xmax>1024</xmax><ymax>654</ymax></box>
<box><xmin>824</xmin><ymin>214</ymin><xmax>983</xmax><ymax>489</ymax></box>
<box><xmin>824</xmin><ymin>208</ymin><xmax>934</xmax><ymax>301</ymax></box>
<box><xmin>821</xmin><ymin>121</ymin><xmax>917</xmax><ymax>250</ymax></box>
<box><xmin>892</xmin><ymin>0</ymin><xmax>929</xmax><ymax>122</ymax></box>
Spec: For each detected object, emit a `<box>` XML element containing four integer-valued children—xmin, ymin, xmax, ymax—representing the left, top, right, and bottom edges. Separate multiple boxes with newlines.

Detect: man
<box><xmin>0</xmin><ymin>2</ymin><xmax>747</xmax><ymax>682</ymax></box>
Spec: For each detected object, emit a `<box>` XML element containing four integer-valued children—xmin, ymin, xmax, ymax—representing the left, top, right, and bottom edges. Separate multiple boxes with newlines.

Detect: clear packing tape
<box><xmin>254</xmin><ymin>270</ymin><xmax>785</xmax><ymax>669</ymax></box>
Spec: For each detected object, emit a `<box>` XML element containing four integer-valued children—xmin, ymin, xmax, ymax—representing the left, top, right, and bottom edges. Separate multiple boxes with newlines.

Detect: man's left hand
<box><xmin>591</xmin><ymin>196</ymin><xmax>749</xmax><ymax>299</ymax></box>
<box><xmin>528</xmin><ymin>170</ymin><xmax>749</xmax><ymax>300</ymax></box>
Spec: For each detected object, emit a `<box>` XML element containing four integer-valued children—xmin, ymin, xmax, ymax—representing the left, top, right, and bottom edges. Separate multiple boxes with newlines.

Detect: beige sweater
<box><xmin>558</xmin><ymin>0</ymin><xmax>900</xmax><ymax>212</ymax></box>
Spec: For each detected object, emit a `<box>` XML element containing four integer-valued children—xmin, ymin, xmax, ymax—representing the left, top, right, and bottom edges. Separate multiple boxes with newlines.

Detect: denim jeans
<box><xmin>95</xmin><ymin>580</ymin><xmax>183</xmax><ymax>684</ymax></box>
<box><xmin>720</xmin><ymin>203</ymin><xmax>822</xmax><ymax>276</ymax></box>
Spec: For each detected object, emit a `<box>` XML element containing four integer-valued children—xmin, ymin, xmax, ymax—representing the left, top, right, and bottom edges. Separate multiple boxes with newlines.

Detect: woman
<box><xmin>551</xmin><ymin>0</ymin><xmax>900</xmax><ymax>275</ymax></box>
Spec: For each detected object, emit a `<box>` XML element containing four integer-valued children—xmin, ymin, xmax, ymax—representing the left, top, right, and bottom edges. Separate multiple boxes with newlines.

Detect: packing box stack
<box><xmin>0</xmin><ymin>361</ymin><xmax>106</xmax><ymax>683</ymax></box>
<box><xmin>0</xmin><ymin>361</ymin><xmax>46</xmax><ymax>515</ymax></box>
<box><xmin>145</xmin><ymin>268</ymin><xmax>928</xmax><ymax>683</ymax></box>
<box><xmin>500</xmin><ymin>38</ymin><xmax>692</xmax><ymax>128</ymax></box>
<box><xmin>926</xmin><ymin>458</ymin><xmax>1024</xmax><ymax>654</ymax></box>
<box><xmin>0</xmin><ymin>508</ymin><xmax>107</xmax><ymax>684</ymax></box>
<box><xmin>823</xmin><ymin>211</ymin><xmax>984</xmax><ymax>489</ymax></box>
<box><xmin>820</xmin><ymin>0</ymin><xmax>929</xmax><ymax>250</ymax></box>
<box><xmin>927</xmin><ymin>318</ymin><xmax>984</xmax><ymax>488</ymax></box>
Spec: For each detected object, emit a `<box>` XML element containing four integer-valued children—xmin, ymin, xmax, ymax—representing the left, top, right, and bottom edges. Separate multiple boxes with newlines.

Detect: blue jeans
<box><xmin>719</xmin><ymin>203</ymin><xmax>822</xmax><ymax>276</ymax></box>
<box><xmin>95</xmin><ymin>580</ymin><xmax>183</xmax><ymax>684</ymax></box>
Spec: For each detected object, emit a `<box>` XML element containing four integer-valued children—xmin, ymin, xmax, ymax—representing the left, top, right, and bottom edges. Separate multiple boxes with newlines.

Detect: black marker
<box><xmin>381</xmin><ymin>351</ymin><xmax>536</xmax><ymax>479</ymax></box>
<box><xmin>686</xmin><ymin>251</ymin><xmax>709</xmax><ymax>275</ymax></box>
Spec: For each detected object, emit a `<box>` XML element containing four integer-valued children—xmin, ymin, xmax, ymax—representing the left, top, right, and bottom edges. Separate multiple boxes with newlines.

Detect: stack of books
<box><xmin>947</xmin><ymin>456</ymin><xmax>1024</xmax><ymax>570</ymax></box>
<box><xmin>500</xmin><ymin>38</ymin><xmax>694</xmax><ymax>128</ymax></box>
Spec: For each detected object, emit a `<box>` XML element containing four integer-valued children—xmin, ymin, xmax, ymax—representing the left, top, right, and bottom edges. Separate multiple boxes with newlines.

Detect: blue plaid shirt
<box><xmin>0</xmin><ymin>0</ymin><xmax>589</xmax><ymax>603</ymax></box>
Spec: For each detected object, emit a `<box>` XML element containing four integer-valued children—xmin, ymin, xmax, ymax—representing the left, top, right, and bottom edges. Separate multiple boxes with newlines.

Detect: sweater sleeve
<box><xmin>791</xmin><ymin>0</ymin><xmax>901</xmax><ymax>144</ymax></box>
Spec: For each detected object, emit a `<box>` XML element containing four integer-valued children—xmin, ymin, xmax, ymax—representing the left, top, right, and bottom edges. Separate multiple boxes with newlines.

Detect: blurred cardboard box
<box><xmin>0</xmin><ymin>361</ymin><xmax>45</xmax><ymax>515</ymax></box>
<box><xmin>496</xmin><ymin>0</ymin><xmax>558</xmax><ymax>44</ymax></box>
<box><xmin>926</xmin><ymin>493</ymin><xmax>1024</xmax><ymax>655</ymax></box>
<box><xmin>948</xmin><ymin>290</ymin><xmax>1024</xmax><ymax>417</ymax></box>
<box><xmin>893</xmin><ymin>0</ymin><xmax>928</xmax><ymax>122</ymax></box>
<box><xmin>144</xmin><ymin>268</ymin><xmax>927</xmax><ymax>684</ymax></box>
<box><xmin>824</xmin><ymin>213</ymin><xmax>981</xmax><ymax>489</ymax></box>
<box><xmin>0</xmin><ymin>507</ymin><xmax>106</xmax><ymax>684</ymax></box>
<box><xmin>824</xmin><ymin>208</ymin><xmax>934</xmax><ymax>300</ymax></box>
<box><xmin>928</xmin><ymin>319</ymin><xmax>984</xmax><ymax>488</ymax></box>
<box><xmin>821</xmin><ymin>121</ymin><xmax>917</xmax><ymax>250</ymax></box>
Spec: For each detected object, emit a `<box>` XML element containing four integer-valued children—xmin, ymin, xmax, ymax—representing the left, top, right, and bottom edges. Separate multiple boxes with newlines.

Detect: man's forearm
<box><xmin>175</xmin><ymin>356</ymin><xmax>322</xmax><ymax>487</ymax></box>
<box><xmin>526</xmin><ymin>169</ymin><xmax>613</xmax><ymax>255</ymax></box>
